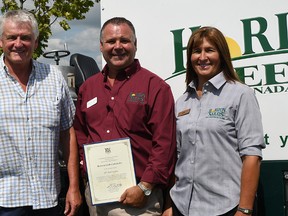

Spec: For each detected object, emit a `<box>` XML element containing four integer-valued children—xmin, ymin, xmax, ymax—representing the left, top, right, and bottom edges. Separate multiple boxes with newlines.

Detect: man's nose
<box><xmin>114</xmin><ymin>41</ymin><xmax>123</xmax><ymax>49</ymax></box>
<box><xmin>14</xmin><ymin>37</ymin><xmax>23</xmax><ymax>47</ymax></box>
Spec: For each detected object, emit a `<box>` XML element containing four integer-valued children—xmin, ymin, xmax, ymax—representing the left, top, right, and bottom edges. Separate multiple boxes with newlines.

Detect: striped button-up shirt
<box><xmin>0</xmin><ymin>55</ymin><xmax>75</xmax><ymax>209</ymax></box>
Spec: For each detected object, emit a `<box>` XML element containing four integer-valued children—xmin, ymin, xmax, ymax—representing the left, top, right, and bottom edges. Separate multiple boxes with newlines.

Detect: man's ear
<box><xmin>100</xmin><ymin>41</ymin><xmax>103</xmax><ymax>52</ymax></box>
<box><xmin>34</xmin><ymin>37</ymin><xmax>39</xmax><ymax>50</ymax></box>
<box><xmin>134</xmin><ymin>38</ymin><xmax>137</xmax><ymax>51</ymax></box>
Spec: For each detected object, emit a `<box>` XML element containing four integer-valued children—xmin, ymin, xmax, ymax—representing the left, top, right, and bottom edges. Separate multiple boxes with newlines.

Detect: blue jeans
<box><xmin>0</xmin><ymin>206</ymin><xmax>60</xmax><ymax>216</ymax></box>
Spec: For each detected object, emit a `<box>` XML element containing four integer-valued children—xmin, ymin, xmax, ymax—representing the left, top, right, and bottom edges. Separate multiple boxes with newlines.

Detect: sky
<box><xmin>39</xmin><ymin>3</ymin><xmax>102</xmax><ymax>68</ymax></box>
<box><xmin>0</xmin><ymin>2</ymin><xmax>103</xmax><ymax>68</ymax></box>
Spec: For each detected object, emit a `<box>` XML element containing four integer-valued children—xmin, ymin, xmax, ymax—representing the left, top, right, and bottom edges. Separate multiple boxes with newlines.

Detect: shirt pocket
<box><xmin>202</xmin><ymin>106</ymin><xmax>236</xmax><ymax>135</ymax></box>
<box><xmin>0</xmin><ymin>144</ymin><xmax>23</xmax><ymax>178</ymax></box>
<box><xmin>32</xmin><ymin>94</ymin><xmax>61</xmax><ymax>128</ymax></box>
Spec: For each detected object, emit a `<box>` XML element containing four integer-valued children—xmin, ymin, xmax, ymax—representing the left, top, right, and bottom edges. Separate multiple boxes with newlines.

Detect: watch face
<box><xmin>138</xmin><ymin>182</ymin><xmax>152</xmax><ymax>196</ymax></box>
<box><xmin>144</xmin><ymin>189</ymin><xmax>152</xmax><ymax>196</ymax></box>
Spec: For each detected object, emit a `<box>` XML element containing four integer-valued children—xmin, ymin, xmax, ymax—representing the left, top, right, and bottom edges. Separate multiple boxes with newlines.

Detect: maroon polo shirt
<box><xmin>74</xmin><ymin>59</ymin><xmax>176</xmax><ymax>186</ymax></box>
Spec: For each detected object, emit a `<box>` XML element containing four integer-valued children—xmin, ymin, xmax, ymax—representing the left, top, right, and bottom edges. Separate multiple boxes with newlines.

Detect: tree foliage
<box><xmin>1</xmin><ymin>0</ymin><xmax>100</xmax><ymax>58</ymax></box>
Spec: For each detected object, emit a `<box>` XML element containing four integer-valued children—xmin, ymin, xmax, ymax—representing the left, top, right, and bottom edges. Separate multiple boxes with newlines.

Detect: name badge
<box><xmin>178</xmin><ymin>108</ymin><xmax>190</xmax><ymax>117</ymax></box>
<box><xmin>87</xmin><ymin>97</ymin><xmax>97</xmax><ymax>108</ymax></box>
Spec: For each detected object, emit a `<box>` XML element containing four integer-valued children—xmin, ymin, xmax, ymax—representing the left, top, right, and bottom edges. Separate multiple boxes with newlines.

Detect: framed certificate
<box><xmin>84</xmin><ymin>138</ymin><xmax>136</xmax><ymax>205</ymax></box>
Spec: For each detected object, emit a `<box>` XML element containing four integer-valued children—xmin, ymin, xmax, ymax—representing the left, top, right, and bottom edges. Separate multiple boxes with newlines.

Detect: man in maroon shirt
<box><xmin>74</xmin><ymin>17</ymin><xmax>176</xmax><ymax>215</ymax></box>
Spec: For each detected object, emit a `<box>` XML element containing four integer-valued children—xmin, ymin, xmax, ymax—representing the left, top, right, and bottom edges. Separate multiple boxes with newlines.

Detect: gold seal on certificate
<box><xmin>84</xmin><ymin>138</ymin><xmax>136</xmax><ymax>205</ymax></box>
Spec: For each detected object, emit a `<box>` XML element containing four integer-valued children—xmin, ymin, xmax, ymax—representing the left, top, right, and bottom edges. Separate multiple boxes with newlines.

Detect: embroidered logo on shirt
<box><xmin>127</xmin><ymin>92</ymin><xmax>145</xmax><ymax>104</ymax></box>
<box><xmin>87</xmin><ymin>97</ymin><xmax>97</xmax><ymax>108</ymax></box>
<box><xmin>177</xmin><ymin>109</ymin><xmax>190</xmax><ymax>117</ymax></box>
<box><xmin>207</xmin><ymin>108</ymin><xmax>226</xmax><ymax>119</ymax></box>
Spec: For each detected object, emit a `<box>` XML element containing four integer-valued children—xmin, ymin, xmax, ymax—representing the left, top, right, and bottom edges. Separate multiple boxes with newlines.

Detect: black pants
<box><xmin>0</xmin><ymin>206</ymin><xmax>60</xmax><ymax>216</ymax></box>
<box><xmin>172</xmin><ymin>203</ymin><xmax>237</xmax><ymax>216</ymax></box>
<box><xmin>219</xmin><ymin>206</ymin><xmax>238</xmax><ymax>216</ymax></box>
<box><xmin>172</xmin><ymin>202</ymin><xmax>184</xmax><ymax>216</ymax></box>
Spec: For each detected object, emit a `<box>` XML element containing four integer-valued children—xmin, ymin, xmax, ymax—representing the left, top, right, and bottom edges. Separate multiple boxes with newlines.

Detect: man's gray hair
<box><xmin>0</xmin><ymin>9</ymin><xmax>39</xmax><ymax>39</ymax></box>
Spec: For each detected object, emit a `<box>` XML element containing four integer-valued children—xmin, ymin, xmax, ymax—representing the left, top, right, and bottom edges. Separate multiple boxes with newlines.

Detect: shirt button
<box><xmin>106</xmin><ymin>130</ymin><xmax>110</xmax><ymax>133</ymax></box>
<box><xmin>111</xmin><ymin>97</ymin><xmax>115</xmax><ymax>100</ymax></box>
<box><xmin>190</xmin><ymin>160</ymin><xmax>194</xmax><ymax>164</ymax></box>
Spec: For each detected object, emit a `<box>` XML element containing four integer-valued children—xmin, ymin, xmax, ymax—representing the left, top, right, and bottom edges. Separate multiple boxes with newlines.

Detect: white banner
<box><xmin>101</xmin><ymin>0</ymin><xmax>288</xmax><ymax>160</ymax></box>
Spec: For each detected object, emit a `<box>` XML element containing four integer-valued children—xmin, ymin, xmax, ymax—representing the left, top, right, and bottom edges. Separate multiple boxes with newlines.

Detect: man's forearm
<box><xmin>61</xmin><ymin>127</ymin><xmax>80</xmax><ymax>189</ymax></box>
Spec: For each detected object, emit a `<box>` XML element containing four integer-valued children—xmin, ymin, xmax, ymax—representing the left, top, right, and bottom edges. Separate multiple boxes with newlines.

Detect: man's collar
<box><xmin>102</xmin><ymin>59</ymin><xmax>140</xmax><ymax>78</ymax></box>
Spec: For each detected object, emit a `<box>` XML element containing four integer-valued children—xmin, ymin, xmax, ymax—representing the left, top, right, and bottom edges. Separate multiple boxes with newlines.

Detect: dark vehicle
<box><xmin>43</xmin><ymin>50</ymin><xmax>100</xmax><ymax>216</ymax></box>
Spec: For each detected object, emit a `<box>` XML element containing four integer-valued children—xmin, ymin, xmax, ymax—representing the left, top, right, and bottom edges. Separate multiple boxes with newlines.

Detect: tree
<box><xmin>1</xmin><ymin>0</ymin><xmax>100</xmax><ymax>58</ymax></box>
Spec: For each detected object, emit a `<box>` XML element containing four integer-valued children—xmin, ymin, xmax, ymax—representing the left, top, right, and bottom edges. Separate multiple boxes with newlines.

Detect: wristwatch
<box><xmin>137</xmin><ymin>182</ymin><xmax>152</xmax><ymax>196</ymax></box>
<box><xmin>237</xmin><ymin>207</ymin><xmax>253</xmax><ymax>215</ymax></box>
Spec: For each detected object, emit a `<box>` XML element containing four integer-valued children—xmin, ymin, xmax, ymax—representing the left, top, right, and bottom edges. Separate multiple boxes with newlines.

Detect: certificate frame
<box><xmin>84</xmin><ymin>138</ymin><xmax>136</xmax><ymax>205</ymax></box>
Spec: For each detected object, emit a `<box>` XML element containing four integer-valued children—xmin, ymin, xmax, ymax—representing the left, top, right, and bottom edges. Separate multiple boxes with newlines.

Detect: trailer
<box><xmin>100</xmin><ymin>0</ymin><xmax>288</xmax><ymax>215</ymax></box>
